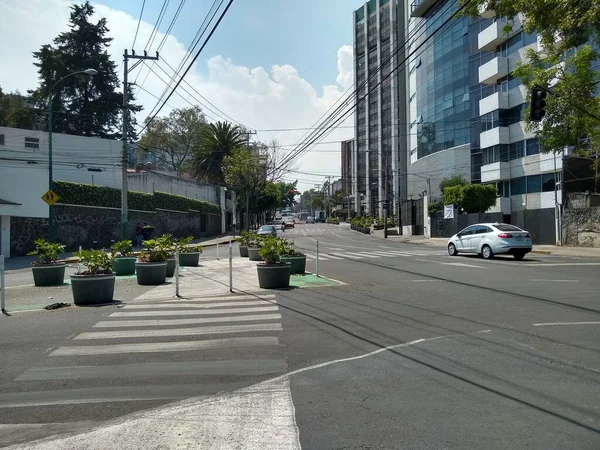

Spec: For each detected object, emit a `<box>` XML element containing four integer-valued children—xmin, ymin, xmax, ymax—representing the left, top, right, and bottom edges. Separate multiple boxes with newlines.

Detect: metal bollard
<box><xmin>316</xmin><ymin>241</ymin><xmax>319</xmax><ymax>278</ymax></box>
<box><xmin>228</xmin><ymin>240</ymin><xmax>233</xmax><ymax>293</ymax></box>
<box><xmin>77</xmin><ymin>245</ymin><xmax>82</xmax><ymax>273</ymax></box>
<box><xmin>175</xmin><ymin>250</ymin><xmax>180</xmax><ymax>297</ymax></box>
<box><xmin>0</xmin><ymin>255</ymin><xmax>5</xmax><ymax>312</ymax></box>
<box><xmin>217</xmin><ymin>242</ymin><xmax>220</xmax><ymax>260</ymax></box>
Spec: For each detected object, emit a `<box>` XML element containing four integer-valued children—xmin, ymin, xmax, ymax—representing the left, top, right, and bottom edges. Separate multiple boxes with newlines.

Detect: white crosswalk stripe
<box><xmin>346</xmin><ymin>252</ymin><xmax>380</xmax><ymax>259</ymax></box>
<box><xmin>311</xmin><ymin>249</ymin><xmax>446</xmax><ymax>261</ymax></box>
<box><xmin>330</xmin><ymin>252</ymin><xmax>364</xmax><ymax>259</ymax></box>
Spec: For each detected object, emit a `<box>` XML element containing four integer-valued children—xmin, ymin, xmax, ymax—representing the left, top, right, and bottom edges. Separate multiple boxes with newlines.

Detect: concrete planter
<box><xmin>280</xmin><ymin>256</ymin><xmax>306</xmax><ymax>275</ymax></box>
<box><xmin>135</xmin><ymin>262</ymin><xmax>167</xmax><ymax>285</ymax></box>
<box><xmin>32</xmin><ymin>263</ymin><xmax>66</xmax><ymax>287</ymax></box>
<box><xmin>111</xmin><ymin>257</ymin><xmax>137</xmax><ymax>276</ymax></box>
<box><xmin>239</xmin><ymin>246</ymin><xmax>249</xmax><ymax>257</ymax></box>
<box><xmin>248</xmin><ymin>247</ymin><xmax>263</xmax><ymax>261</ymax></box>
<box><xmin>166</xmin><ymin>258</ymin><xmax>176</xmax><ymax>277</ymax></box>
<box><xmin>257</xmin><ymin>263</ymin><xmax>291</xmax><ymax>289</ymax></box>
<box><xmin>178</xmin><ymin>252</ymin><xmax>200</xmax><ymax>267</ymax></box>
<box><xmin>70</xmin><ymin>273</ymin><xmax>116</xmax><ymax>306</ymax></box>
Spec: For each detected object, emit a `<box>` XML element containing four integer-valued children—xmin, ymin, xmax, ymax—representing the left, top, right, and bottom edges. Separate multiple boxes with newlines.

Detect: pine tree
<box><xmin>28</xmin><ymin>1</ymin><xmax>141</xmax><ymax>139</ymax></box>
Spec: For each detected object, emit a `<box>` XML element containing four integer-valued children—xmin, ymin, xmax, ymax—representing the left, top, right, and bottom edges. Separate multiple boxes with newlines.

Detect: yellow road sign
<box><xmin>41</xmin><ymin>190</ymin><xmax>60</xmax><ymax>206</ymax></box>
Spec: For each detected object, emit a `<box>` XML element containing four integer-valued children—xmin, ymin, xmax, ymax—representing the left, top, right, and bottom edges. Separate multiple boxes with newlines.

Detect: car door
<box><xmin>469</xmin><ymin>226</ymin><xmax>489</xmax><ymax>253</ymax></box>
<box><xmin>456</xmin><ymin>226</ymin><xmax>476</xmax><ymax>251</ymax></box>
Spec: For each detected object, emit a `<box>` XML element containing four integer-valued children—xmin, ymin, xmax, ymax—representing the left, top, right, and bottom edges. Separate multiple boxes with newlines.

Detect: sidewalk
<box><xmin>2</xmin><ymin>233</ymin><xmax>239</xmax><ymax>270</ymax></box>
<box><xmin>371</xmin><ymin>233</ymin><xmax>600</xmax><ymax>258</ymax></box>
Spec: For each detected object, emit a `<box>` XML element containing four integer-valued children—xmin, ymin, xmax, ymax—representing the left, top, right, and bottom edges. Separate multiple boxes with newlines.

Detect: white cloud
<box><xmin>0</xmin><ymin>0</ymin><xmax>354</xmax><ymax>192</ymax></box>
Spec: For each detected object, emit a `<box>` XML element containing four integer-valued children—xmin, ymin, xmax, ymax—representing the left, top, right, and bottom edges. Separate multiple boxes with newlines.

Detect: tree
<box><xmin>139</xmin><ymin>106</ymin><xmax>207</xmax><ymax>174</ymax></box>
<box><xmin>463</xmin><ymin>0</ymin><xmax>600</xmax><ymax>169</ymax></box>
<box><xmin>27</xmin><ymin>2</ymin><xmax>141</xmax><ymax>139</ymax></box>
<box><xmin>190</xmin><ymin>121</ymin><xmax>245</xmax><ymax>183</ymax></box>
<box><xmin>276</xmin><ymin>181</ymin><xmax>299</xmax><ymax>208</ymax></box>
<box><xmin>0</xmin><ymin>88</ymin><xmax>38</xmax><ymax>129</ymax></box>
<box><xmin>439</xmin><ymin>174</ymin><xmax>469</xmax><ymax>196</ymax></box>
<box><xmin>443</xmin><ymin>184</ymin><xmax>498</xmax><ymax>214</ymax></box>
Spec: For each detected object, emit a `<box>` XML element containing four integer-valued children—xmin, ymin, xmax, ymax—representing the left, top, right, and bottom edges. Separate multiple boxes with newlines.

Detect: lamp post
<box><xmin>47</xmin><ymin>68</ymin><xmax>97</xmax><ymax>242</ymax></box>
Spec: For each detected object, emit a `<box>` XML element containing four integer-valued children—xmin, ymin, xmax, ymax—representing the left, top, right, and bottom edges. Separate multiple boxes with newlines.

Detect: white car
<box><xmin>447</xmin><ymin>223</ymin><xmax>532</xmax><ymax>260</ymax></box>
<box><xmin>281</xmin><ymin>216</ymin><xmax>295</xmax><ymax>228</ymax></box>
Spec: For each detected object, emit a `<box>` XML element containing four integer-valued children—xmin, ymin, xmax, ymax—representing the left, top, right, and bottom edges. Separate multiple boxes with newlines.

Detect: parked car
<box><xmin>282</xmin><ymin>216</ymin><xmax>295</xmax><ymax>228</ymax></box>
<box><xmin>257</xmin><ymin>225</ymin><xmax>278</xmax><ymax>237</ymax></box>
<box><xmin>306</xmin><ymin>216</ymin><xmax>315</xmax><ymax>223</ymax></box>
<box><xmin>447</xmin><ymin>223</ymin><xmax>532</xmax><ymax>260</ymax></box>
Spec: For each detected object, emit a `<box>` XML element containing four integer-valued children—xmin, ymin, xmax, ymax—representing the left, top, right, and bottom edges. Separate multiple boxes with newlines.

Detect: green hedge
<box><xmin>53</xmin><ymin>181</ymin><xmax>221</xmax><ymax>215</ymax></box>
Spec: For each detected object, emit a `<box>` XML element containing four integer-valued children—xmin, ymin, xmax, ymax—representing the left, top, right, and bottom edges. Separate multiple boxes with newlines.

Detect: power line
<box><xmin>138</xmin><ymin>0</ymin><xmax>235</xmax><ymax>135</ymax></box>
<box><xmin>132</xmin><ymin>0</ymin><xmax>146</xmax><ymax>49</ymax></box>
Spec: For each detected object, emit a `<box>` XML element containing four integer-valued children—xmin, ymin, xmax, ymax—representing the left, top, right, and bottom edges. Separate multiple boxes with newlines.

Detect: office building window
<box><xmin>542</xmin><ymin>173</ymin><xmax>557</xmax><ymax>192</ymax></box>
<box><xmin>526</xmin><ymin>138</ymin><xmax>540</xmax><ymax>156</ymax></box>
<box><xmin>25</xmin><ymin>137</ymin><xmax>39</xmax><ymax>149</ymax></box>
<box><xmin>527</xmin><ymin>174</ymin><xmax>542</xmax><ymax>193</ymax></box>
<box><xmin>510</xmin><ymin>177</ymin><xmax>526</xmax><ymax>195</ymax></box>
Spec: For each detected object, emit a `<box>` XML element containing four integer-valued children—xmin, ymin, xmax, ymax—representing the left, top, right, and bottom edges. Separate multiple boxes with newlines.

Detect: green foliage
<box><xmin>439</xmin><ymin>175</ymin><xmax>468</xmax><ymax>196</ymax></box>
<box><xmin>300</xmin><ymin>189</ymin><xmax>325</xmax><ymax>211</ymax></box>
<box><xmin>191</xmin><ymin>121</ymin><xmax>245</xmax><ymax>183</ymax></box>
<box><xmin>74</xmin><ymin>249</ymin><xmax>113</xmax><ymax>274</ymax></box>
<box><xmin>174</xmin><ymin>236</ymin><xmax>203</xmax><ymax>253</ymax></box>
<box><xmin>27</xmin><ymin>2</ymin><xmax>142</xmax><ymax>139</ymax></box>
<box><xmin>255</xmin><ymin>182</ymin><xmax>282</xmax><ymax>213</ymax></box>
<box><xmin>276</xmin><ymin>181</ymin><xmax>299</xmax><ymax>208</ymax></box>
<box><xmin>259</xmin><ymin>237</ymin><xmax>282</xmax><ymax>264</ymax></box>
<box><xmin>52</xmin><ymin>181</ymin><xmax>220</xmax><ymax>214</ymax></box>
<box><xmin>237</xmin><ymin>231</ymin><xmax>252</xmax><ymax>247</ymax></box>
<box><xmin>351</xmin><ymin>216</ymin><xmax>374</xmax><ymax>228</ymax></box>
<box><xmin>443</xmin><ymin>184</ymin><xmax>498</xmax><ymax>214</ymax></box>
<box><xmin>326</xmin><ymin>217</ymin><xmax>340</xmax><ymax>224</ymax></box>
<box><xmin>27</xmin><ymin>239</ymin><xmax>65</xmax><ymax>265</ymax></box>
<box><xmin>278</xmin><ymin>238</ymin><xmax>305</xmax><ymax>257</ymax></box>
<box><xmin>111</xmin><ymin>240</ymin><xmax>133</xmax><ymax>257</ymax></box>
<box><xmin>247</xmin><ymin>233</ymin><xmax>264</xmax><ymax>248</ymax></box>
<box><xmin>429</xmin><ymin>201</ymin><xmax>444</xmax><ymax>216</ymax></box>
<box><xmin>139</xmin><ymin>106</ymin><xmax>207</xmax><ymax>174</ymax></box>
<box><xmin>0</xmin><ymin>88</ymin><xmax>38</xmax><ymax>129</ymax></box>
<box><xmin>138</xmin><ymin>238</ymin><xmax>168</xmax><ymax>263</ymax></box>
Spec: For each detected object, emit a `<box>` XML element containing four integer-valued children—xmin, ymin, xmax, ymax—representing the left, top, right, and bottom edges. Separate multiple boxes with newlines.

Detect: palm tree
<box><xmin>190</xmin><ymin>121</ymin><xmax>245</xmax><ymax>183</ymax></box>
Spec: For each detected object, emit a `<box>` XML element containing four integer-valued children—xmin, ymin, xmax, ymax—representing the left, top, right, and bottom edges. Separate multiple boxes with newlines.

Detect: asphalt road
<box><xmin>1</xmin><ymin>224</ymin><xmax>599</xmax><ymax>449</ymax></box>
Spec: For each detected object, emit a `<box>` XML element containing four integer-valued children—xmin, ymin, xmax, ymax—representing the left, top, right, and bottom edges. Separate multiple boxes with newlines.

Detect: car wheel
<box><xmin>448</xmin><ymin>243</ymin><xmax>458</xmax><ymax>256</ymax></box>
<box><xmin>481</xmin><ymin>245</ymin><xmax>494</xmax><ymax>259</ymax></box>
<box><xmin>513</xmin><ymin>252</ymin><xmax>525</xmax><ymax>260</ymax></box>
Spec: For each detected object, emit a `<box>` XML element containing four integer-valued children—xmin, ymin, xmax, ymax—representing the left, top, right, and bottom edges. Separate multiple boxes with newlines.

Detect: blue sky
<box><xmin>102</xmin><ymin>0</ymin><xmax>365</xmax><ymax>89</ymax></box>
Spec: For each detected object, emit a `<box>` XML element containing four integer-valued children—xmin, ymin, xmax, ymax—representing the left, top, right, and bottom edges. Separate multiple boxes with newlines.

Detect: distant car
<box><xmin>447</xmin><ymin>223</ymin><xmax>532</xmax><ymax>260</ymax></box>
<box><xmin>306</xmin><ymin>216</ymin><xmax>314</xmax><ymax>223</ymax></box>
<box><xmin>275</xmin><ymin>214</ymin><xmax>282</xmax><ymax>221</ymax></box>
<box><xmin>257</xmin><ymin>225</ymin><xmax>278</xmax><ymax>237</ymax></box>
<box><xmin>282</xmin><ymin>216</ymin><xmax>295</xmax><ymax>228</ymax></box>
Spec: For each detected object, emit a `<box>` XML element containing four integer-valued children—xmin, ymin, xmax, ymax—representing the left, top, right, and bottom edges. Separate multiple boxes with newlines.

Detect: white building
<box><xmin>0</xmin><ymin>126</ymin><xmax>228</xmax><ymax>257</ymax></box>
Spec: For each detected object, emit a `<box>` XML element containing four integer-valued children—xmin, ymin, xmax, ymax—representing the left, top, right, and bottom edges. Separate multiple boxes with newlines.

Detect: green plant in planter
<box><xmin>138</xmin><ymin>239</ymin><xmax>168</xmax><ymax>263</ymax></box>
<box><xmin>74</xmin><ymin>249</ymin><xmax>113</xmax><ymax>275</ymax></box>
<box><xmin>278</xmin><ymin>239</ymin><xmax>305</xmax><ymax>257</ymax></box>
<box><xmin>175</xmin><ymin>236</ymin><xmax>204</xmax><ymax>254</ymax></box>
<box><xmin>157</xmin><ymin>234</ymin><xmax>176</xmax><ymax>258</ymax></box>
<box><xmin>238</xmin><ymin>231</ymin><xmax>252</xmax><ymax>247</ymax></box>
<box><xmin>259</xmin><ymin>237</ymin><xmax>282</xmax><ymax>264</ymax></box>
<box><xmin>28</xmin><ymin>239</ymin><xmax>65</xmax><ymax>265</ymax></box>
<box><xmin>111</xmin><ymin>239</ymin><xmax>134</xmax><ymax>257</ymax></box>
<box><xmin>247</xmin><ymin>233</ymin><xmax>263</xmax><ymax>248</ymax></box>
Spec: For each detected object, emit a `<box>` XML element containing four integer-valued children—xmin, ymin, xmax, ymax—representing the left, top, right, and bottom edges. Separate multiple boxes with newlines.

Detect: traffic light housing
<box><xmin>530</xmin><ymin>87</ymin><xmax>547</xmax><ymax>122</ymax></box>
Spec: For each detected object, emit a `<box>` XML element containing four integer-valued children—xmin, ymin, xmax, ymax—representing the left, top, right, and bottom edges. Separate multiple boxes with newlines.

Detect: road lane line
<box><xmin>109</xmin><ymin>306</ymin><xmax>278</xmax><ymax>317</ymax></box>
<box><xmin>524</xmin><ymin>262</ymin><xmax>600</xmax><ymax>266</ymax></box>
<box><xmin>50</xmin><ymin>337</ymin><xmax>281</xmax><ymax>356</ymax></box>
<box><xmin>533</xmin><ymin>321</ymin><xmax>600</xmax><ymax>327</ymax></box>
<box><xmin>529</xmin><ymin>279</ymin><xmax>579</xmax><ymax>283</ymax></box>
<box><xmin>122</xmin><ymin>301</ymin><xmax>270</xmax><ymax>309</ymax></box>
<box><xmin>75</xmin><ymin>323</ymin><xmax>283</xmax><ymax>340</ymax></box>
<box><xmin>93</xmin><ymin>314</ymin><xmax>282</xmax><ymax>328</ymax></box>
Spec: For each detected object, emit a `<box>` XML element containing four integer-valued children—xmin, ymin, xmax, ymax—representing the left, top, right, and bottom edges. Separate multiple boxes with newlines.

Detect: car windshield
<box><xmin>493</xmin><ymin>224</ymin><xmax>523</xmax><ymax>232</ymax></box>
<box><xmin>259</xmin><ymin>226</ymin><xmax>273</xmax><ymax>232</ymax></box>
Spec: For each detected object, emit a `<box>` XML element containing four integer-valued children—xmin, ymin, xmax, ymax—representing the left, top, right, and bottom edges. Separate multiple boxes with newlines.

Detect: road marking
<box><xmin>122</xmin><ymin>301</ymin><xmax>270</xmax><ymax>309</ymax></box>
<box><xmin>529</xmin><ymin>279</ymin><xmax>579</xmax><ymax>283</ymax></box>
<box><xmin>155</xmin><ymin>294</ymin><xmax>275</xmax><ymax>304</ymax></box>
<box><xmin>50</xmin><ymin>337</ymin><xmax>281</xmax><ymax>356</ymax></box>
<box><xmin>93</xmin><ymin>313</ymin><xmax>282</xmax><ymax>328</ymax></box>
<box><xmin>109</xmin><ymin>306</ymin><xmax>278</xmax><ymax>317</ymax></box>
<box><xmin>533</xmin><ymin>321</ymin><xmax>600</xmax><ymax>327</ymax></box>
<box><xmin>329</xmin><ymin>247</ymin><xmax>344</xmax><ymax>250</ymax></box>
<box><xmin>16</xmin><ymin>359</ymin><xmax>288</xmax><ymax>381</ymax></box>
<box><xmin>348</xmin><ymin>252</ymin><xmax>380</xmax><ymax>259</ymax></box>
<box><xmin>304</xmin><ymin>253</ymin><xmax>330</xmax><ymax>260</ymax></box>
<box><xmin>75</xmin><ymin>323</ymin><xmax>283</xmax><ymax>340</ymax></box>
<box><xmin>524</xmin><ymin>262</ymin><xmax>600</xmax><ymax>267</ymax></box>
<box><xmin>319</xmin><ymin>253</ymin><xmax>343</xmax><ymax>260</ymax></box>
<box><xmin>329</xmin><ymin>252</ymin><xmax>364</xmax><ymax>260</ymax></box>
<box><xmin>415</xmin><ymin>259</ymin><xmax>485</xmax><ymax>269</ymax></box>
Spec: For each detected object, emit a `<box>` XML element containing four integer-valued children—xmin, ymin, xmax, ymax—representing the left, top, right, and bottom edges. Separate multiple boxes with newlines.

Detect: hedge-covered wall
<box><xmin>53</xmin><ymin>181</ymin><xmax>221</xmax><ymax>215</ymax></box>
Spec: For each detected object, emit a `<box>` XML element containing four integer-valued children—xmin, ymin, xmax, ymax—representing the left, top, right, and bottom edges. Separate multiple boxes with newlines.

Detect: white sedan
<box><xmin>447</xmin><ymin>223</ymin><xmax>532</xmax><ymax>260</ymax></box>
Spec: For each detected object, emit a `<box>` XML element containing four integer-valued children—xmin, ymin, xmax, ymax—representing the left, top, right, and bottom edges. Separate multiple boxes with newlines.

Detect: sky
<box><xmin>0</xmin><ymin>0</ymin><xmax>367</xmax><ymax>192</ymax></box>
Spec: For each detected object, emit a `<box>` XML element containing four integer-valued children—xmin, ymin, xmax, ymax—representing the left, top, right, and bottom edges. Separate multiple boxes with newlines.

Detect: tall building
<box><xmin>340</xmin><ymin>138</ymin><xmax>355</xmax><ymax>199</ymax></box>
<box><xmin>353</xmin><ymin>0</ymin><xmax>408</xmax><ymax>217</ymax></box>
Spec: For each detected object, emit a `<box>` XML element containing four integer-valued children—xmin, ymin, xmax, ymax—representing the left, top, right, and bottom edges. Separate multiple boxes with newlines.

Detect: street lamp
<box><xmin>47</xmin><ymin>68</ymin><xmax>97</xmax><ymax>241</ymax></box>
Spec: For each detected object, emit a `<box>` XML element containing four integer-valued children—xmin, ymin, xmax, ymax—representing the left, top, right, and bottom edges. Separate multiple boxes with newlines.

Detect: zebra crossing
<box><xmin>0</xmin><ymin>293</ymin><xmax>287</xmax><ymax>428</ymax></box>
<box><xmin>304</xmin><ymin>248</ymin><xmax>444</xmax><ymax>261</ymax></box>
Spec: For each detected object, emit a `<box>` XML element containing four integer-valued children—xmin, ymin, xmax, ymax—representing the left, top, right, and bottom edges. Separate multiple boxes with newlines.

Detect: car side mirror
<box><xmin>457</xmin><ymin>233</ymin><xmax>463</xmax><ymax>238</ymax></box>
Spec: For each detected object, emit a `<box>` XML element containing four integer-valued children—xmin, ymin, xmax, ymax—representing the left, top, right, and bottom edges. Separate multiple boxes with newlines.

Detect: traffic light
<box><xmin>289</xmin><ymin>189</ymin><xmax>295</xmax><ymax>195</ymax></box>
<box><xmin>530</xmin><ymin>87</ymin><xmax>547</xmax><ymax>122</ymax></box>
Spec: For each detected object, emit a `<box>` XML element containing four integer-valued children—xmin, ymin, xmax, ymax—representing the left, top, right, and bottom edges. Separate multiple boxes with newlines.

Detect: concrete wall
<box><xmin>562</xmin><ymin>193</ymin><xmax>600</xmax><ymax>247</ymax></box>
<box><xmin>128</xmin><ymin>171</ymin><xmax>220</xmax><ymax>204</ymax></box>
<box><xmin>10</xmin><ymin>204</ymin><xmax>221</xmax><ymax>256</ymax></box>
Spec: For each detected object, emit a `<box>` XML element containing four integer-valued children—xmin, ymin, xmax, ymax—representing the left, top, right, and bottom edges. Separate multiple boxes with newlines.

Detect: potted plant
<box><xmin>71</xmin><ymin>249</ymin><xmax>115</xmax><ymax>305</ymax></box>
<box><xmin>28</xmin><ymin>239</ymin><xmax>66</xmax><ymax>286</ymax></box>
<box><xmin>238</xmin><ymin>231</ymin><xmax>250</xmax><ymax>257</ymax></box>
<box><xmin>247</xmin><ymin>233</ymin><xmax>263</xmax><ymax>261</ymax></box>
<box><xmin>256</xmin><ymin>237</ymin><xmax>291</xmax><ymax>289</ymax></box>
<box><xmin>136</xmin><ymin>238</ymin><xmax>168</xmax><ymax>285</ymax></box>
<box><xmin>278</xmin><ymin>239</ymin><xmax>307</xmax><ymax>275</ymax></box>
<box><xmin>176</xmin><ymin>236</ymin><xmax>204</xmax><ymax>267</ymax></box>
<box><xmin>157</xmin><ymin>234</ymin><xmax>177</xmax><ymax>277</ymax></box>
<box><xmin>111</xmin><ymin>239</ymin><xmax>136</xmax><ymax>276</ymax></box>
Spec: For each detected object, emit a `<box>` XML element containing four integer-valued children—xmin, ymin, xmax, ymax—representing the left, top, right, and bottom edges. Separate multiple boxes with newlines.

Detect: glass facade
<box><xmin>414</xmin><ymin>1</ymin><xmax>471</xmax><ymax>159</ymax></box>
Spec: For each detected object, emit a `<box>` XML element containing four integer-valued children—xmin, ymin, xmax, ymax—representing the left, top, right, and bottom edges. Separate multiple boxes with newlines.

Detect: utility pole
<box><xmin>122</xmin><ymin>49</ymin><xmax>159</xmax><ymax>239</ymax></box>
